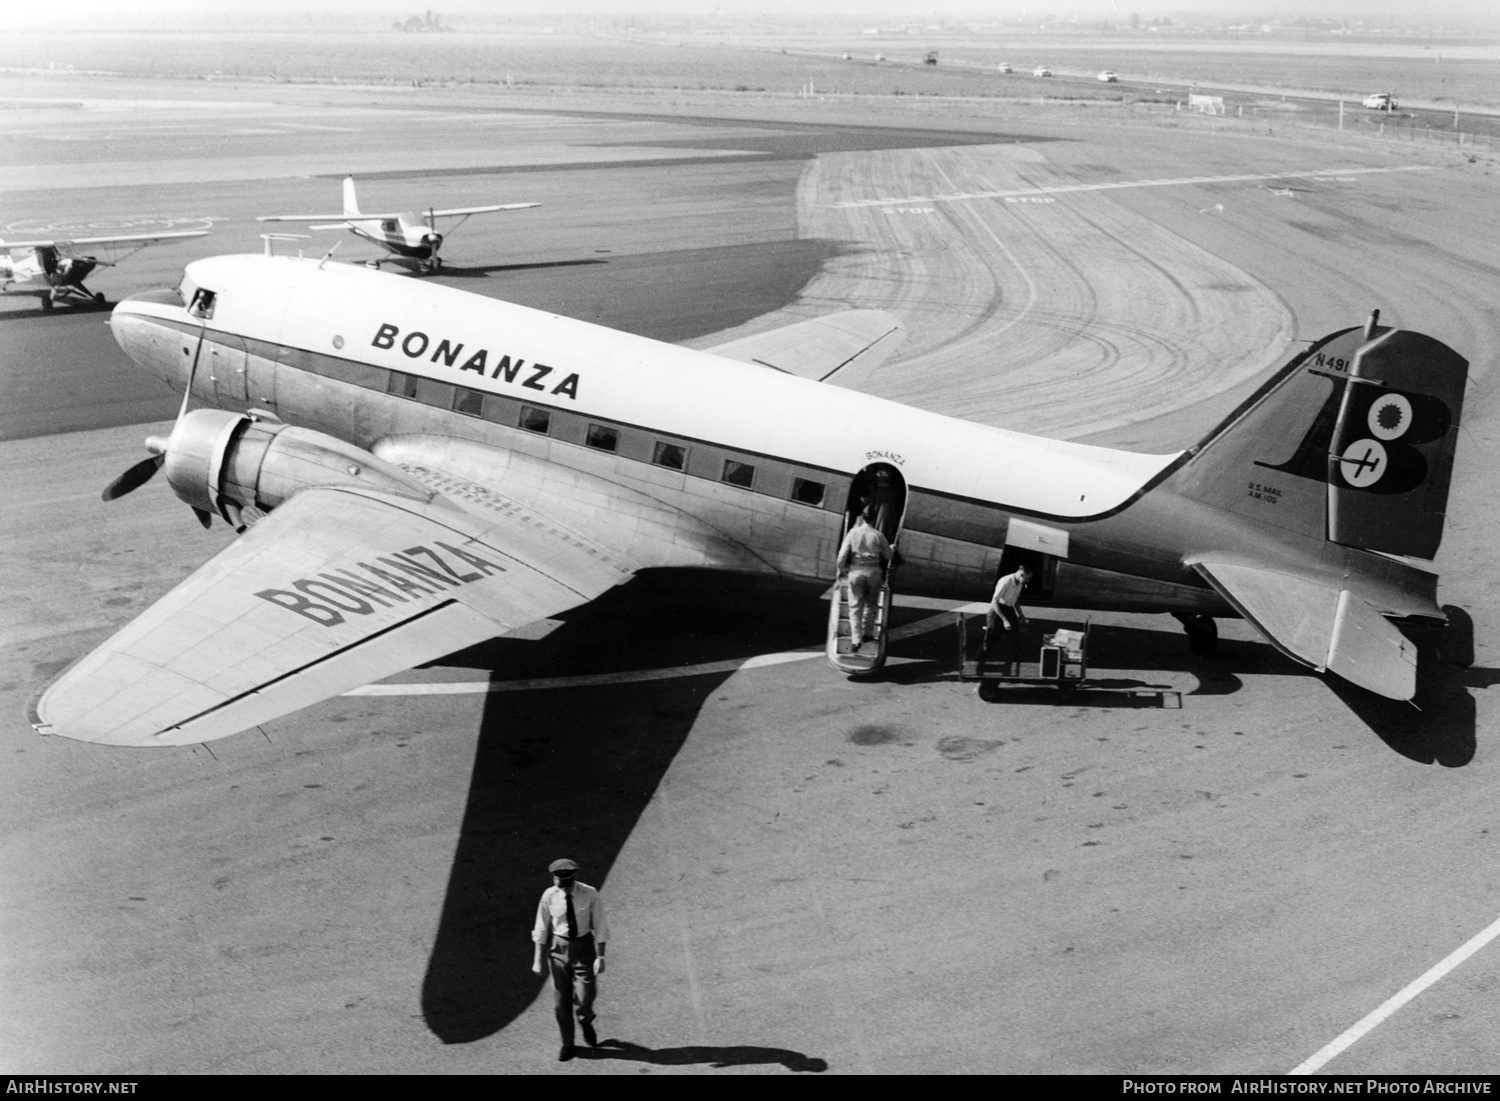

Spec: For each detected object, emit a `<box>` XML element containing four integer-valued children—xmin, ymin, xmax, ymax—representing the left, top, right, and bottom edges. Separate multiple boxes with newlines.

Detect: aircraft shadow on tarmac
<box><xmin>418</xmin><ymin>569</ymin><xmax>829</xmax><ymax>1044</ymax></box>
<box><xmin>1332</xmin><ymin>606</ymin><xmax>1487</xmax><ymax>768</ymax></box>
<box><xmin>415</xmin><ymin>585</ymin><xmax>1486</xmax><ymax>1042</ymax></box>
<box><xmin>578</xmin><ymin>1038</ymin><xmax>826</xmax><ymax>1071</ymax></box>
<box><xmin>881</xmin><ymin>611</ymin><xmax>1486</xmax><ymax>763</ymax></box>
<box><xmin>436</xmin><ymin>258</ymin><xmax>609</xmax><ymax>278</ymax></box>
<box><xmin>0</xmin><ymin>300</ymin><xmax>111</xmax><ymax>321</ymax></box>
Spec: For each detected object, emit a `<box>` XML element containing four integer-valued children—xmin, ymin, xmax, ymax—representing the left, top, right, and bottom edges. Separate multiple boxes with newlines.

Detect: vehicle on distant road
<box><xmin>1033</xmin><ymin>65</ymin><xmax>1052</xmax><ymax>77</ymax></box>
<box><xmin>1362</xmin><ymin>92</ymin><xmax>1396</xmax><ymax>110</ymax></box>
<box><xmin>1098</xmin><ymin>70</ymin><xmax>1118</xmax><ymax>82</ymax></box>
<box><xmin>924</xmin><ymin>50</ymin><xmax>939</xmax><ymax>66</ymax></box>
<box><xmin>997</xmin><ymin>62</ymin><xmax>1012</xmax><ymax>73</ymax></box>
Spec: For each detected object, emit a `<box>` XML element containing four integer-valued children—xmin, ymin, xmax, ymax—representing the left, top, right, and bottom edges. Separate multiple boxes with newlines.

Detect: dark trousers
<box><xmin>548</xmin><ymin>933</ymin><xmax>597</xmax><ymax>1043</ymax></box>
<box><xmin>979</xmin><ymin>605</ymin><xmax>1023</xmax><ymax>666</ymax></box>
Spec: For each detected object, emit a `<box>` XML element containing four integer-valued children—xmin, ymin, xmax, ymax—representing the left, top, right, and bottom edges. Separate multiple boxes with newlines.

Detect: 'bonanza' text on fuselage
<box><xmin>371</xmin><ymin>322</ymin><xmax>581</xmax><ymax>399</ymax></box>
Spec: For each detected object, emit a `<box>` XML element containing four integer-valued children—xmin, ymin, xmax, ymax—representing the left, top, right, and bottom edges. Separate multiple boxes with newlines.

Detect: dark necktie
<box><xmin>564</xmin><ymin>887</ymin><xmax>579</xmax><ymax>938</ymax></box>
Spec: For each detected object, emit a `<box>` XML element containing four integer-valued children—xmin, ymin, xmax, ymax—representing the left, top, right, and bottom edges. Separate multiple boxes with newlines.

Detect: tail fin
<box><xmin>342</xmin><ymin>176</ymin><xmax>361</xmax><ymax>217</ymax></box>
<box><xmin>1168</xmin><ymin>320</ymin><xmax>1467</xmax><ymax>560</ymax></box>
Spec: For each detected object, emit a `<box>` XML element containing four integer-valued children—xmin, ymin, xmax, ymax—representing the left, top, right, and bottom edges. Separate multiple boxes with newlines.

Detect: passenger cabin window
<box><xmin>387</xmin><ymin>371</ymin><xmax>420</xmax><ymax>399</ymax></box>
<box><xmin>652</xmin><ymin>442</ymin><xmax>686</xmax><ymax>471</ymax></box>
<box><xmin>382</xmin><ymin>220</ymin><xmax>398</xmax><ymax>233</ymax></box>
<box><xmin>791</xmin><ymin>477</ymin><xmax>826</xmax><ymax>507</ymax></box>
<box><xmin>721</xmin><ymin>460</ymin><xmax>755</xmax><ymax>489</ymax></box>
<box><xmin>519</xmin><ymin>405</ymin><xmax>551</xmax><ymax>434</ymax></box>
<box><xmin>586</xmin><ymin>424</ymin><xmax>619</xmax><ymax>452</ymax></box>
<box><xmin>186</xmin><ymin>288</ymin><xmax>216</xmax><ymax>319</ymax></box>
<box><xmin>453</xmin><ymin>388</ymin><xmax>484</xmax><ymax>417</ymax></box>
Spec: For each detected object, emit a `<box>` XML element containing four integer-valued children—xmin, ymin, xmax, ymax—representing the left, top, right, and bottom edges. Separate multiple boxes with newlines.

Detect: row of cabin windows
<box><xmin>382</xmin><ymin>369</ymin><xmax>828</xmax><ymax>508</ymax></box>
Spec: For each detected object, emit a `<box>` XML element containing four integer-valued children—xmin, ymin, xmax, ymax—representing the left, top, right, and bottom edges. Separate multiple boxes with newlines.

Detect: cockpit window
<box><xmin>186</xmin><ymin>287</ymin><xmax>216</xmax><ymax>320</ymax></box>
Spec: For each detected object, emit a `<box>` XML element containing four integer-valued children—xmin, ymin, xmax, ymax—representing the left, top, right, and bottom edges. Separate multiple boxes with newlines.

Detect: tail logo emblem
<box><xmin>1338</xmin><ymin>440</ymin><xmax>1388</xmax><ymax>487</ymax></box>
<box><xmin>1368</xmin><ymin>393</ymin><xmax>1412</xmax><ymax>440</ymax></box>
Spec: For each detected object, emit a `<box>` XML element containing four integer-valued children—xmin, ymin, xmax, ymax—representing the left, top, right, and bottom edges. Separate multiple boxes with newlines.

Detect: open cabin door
<box><xmin>995</xmin><ymin>517</ymin><xmax>1070</xmax><ymax>605</ymax></box>
<box><xmin>826</xmin><ymin>462</ymin><xmax>908</xmax><ymax>675</ymax></box>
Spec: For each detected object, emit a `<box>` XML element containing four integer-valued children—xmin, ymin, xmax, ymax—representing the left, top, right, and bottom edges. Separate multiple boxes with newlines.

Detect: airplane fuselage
<box><xmin>109</xmin><ymin>255</ymin><xmax>1443</xmax><ymax>632</ymax></box>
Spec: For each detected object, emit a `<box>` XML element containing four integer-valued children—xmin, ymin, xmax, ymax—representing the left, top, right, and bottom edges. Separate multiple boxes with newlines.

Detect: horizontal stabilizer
<box><xmin>33</xmin><ymin>485</ymin><xmax>633</xmax><ymax>746</ymax></box>
<box><xmin>705</xmin><ymin>310</ymin><xmax>906</xmax><ymax>389</ymax></box>
<box><xmin>1190</xmin><ymin>558</ymin><xmax>1416</xmax><ymax>699</ymax></box>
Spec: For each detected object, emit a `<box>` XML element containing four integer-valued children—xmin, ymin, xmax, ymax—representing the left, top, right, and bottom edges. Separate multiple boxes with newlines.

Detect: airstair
<box><xmin>824</xmin><ymin>462</ymin><xmax>907</xmax><ymax>676</ymax></box>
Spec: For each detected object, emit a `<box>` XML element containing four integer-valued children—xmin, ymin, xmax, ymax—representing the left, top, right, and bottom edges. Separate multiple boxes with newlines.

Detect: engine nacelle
<box><xmin>153</xmin><ymin>408</ymin><xmax>435</xmax><ymax>527</ymax></box>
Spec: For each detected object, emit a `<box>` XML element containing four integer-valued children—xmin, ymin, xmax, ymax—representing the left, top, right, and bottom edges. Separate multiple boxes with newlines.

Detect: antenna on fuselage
<box><xmin>1364</xmin><ymin>309</ymin><xmax>1381</xmax><ymax>340</ymax></box>
<box><xmin>317</xmin><ymin>241</ymin><xmax>341</xmax><ymax>269</ymax></box>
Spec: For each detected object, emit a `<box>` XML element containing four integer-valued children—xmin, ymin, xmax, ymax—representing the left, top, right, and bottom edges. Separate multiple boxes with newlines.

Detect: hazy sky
<box><xmin>12</xmin><ymin>0</ymin><xmax>1499</xmax><ymax>32</ymax></box>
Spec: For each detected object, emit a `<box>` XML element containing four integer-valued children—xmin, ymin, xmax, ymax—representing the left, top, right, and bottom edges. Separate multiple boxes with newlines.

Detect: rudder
<box><xmin>1167</xmin><ymin>319</ymin><xmax>1467</xmax><ymax>560</ymax></box>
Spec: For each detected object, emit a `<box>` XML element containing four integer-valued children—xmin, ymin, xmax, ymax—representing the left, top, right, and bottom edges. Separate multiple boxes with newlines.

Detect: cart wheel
<box><xmin>976</xmin><ymin>679</ymin><xmax>996</xmax><ymax>702</ymax></box>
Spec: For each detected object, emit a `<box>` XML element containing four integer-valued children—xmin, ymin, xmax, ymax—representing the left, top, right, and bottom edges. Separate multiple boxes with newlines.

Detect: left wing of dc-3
<box><xmin>34</xmin><ymin>430</ymin><xmax>636</xmax><ymax>747</ymax></box>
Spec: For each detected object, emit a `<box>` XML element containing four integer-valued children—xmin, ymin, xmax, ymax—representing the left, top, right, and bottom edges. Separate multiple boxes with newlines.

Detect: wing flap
<box><xmin>1190</xmin><ymin>558</ymin><xmax>1416</xmax><ymax>699</ymax></box>
<box><xmin>704</xmin><ymin>309</ymin><xmax>906</xmax><ymax>388</ymax></box>
<box><xmin>34</xmin><ymin>485</ymin><xmax>634</xmax><ymax>746</ymax></box>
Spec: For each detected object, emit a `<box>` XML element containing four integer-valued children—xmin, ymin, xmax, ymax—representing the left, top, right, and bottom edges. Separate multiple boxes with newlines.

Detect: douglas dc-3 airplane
<box><xmin>1</xmin><ymin>229</ymin><xmax>209</xmax><ymax>310</ymax></box>
<box><xmin>32</xmin><ymin>252</ymin><xmax>1467</xmax><ymax>746</ymax></box>
<box><xmin>257</xmin><ymin>177</ymin><xmax>539</xmax><ymax>272</ymax></box>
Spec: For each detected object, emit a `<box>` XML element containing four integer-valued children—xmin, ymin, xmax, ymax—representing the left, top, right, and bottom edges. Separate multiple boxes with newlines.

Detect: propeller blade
<box><xmin>102</xmin><ymin>454</ymin><xmax>164</xmax><ymax>501</ymax></box>
<box><xmin>192</xmin><ymin>506</ymin><xmax>213</xmax><ymax>529</ymax></box>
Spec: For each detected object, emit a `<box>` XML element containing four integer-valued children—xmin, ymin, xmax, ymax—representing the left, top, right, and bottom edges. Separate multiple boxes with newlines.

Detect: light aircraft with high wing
<box><xmin>256</xmin><ymin>177</ymin><xmax>539</xmax><ymax>272</ymax></box>
<box><xmin>31</xmin><ymin>252</ymin><xmax>1468</xmax><ymax>746</ymax></box>
<box><xmin>1</xmin><ymin>229</ymin><xmax>209</xmax><ymax>310</ymax></box>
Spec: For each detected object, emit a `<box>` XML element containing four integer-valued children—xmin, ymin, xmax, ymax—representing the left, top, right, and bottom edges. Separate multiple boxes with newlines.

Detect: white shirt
<box><xmin>838</xmin><ymin>520</ymin><xmax>891</xmax><ymax>570</ymax></box>
<box><xmin>991</xmin><ymin>570</ymin><xmax>1027</xmax><ymax>610</ymax></box>
<box><xmin>532</xmin><ymin>882</ymin><xmax>610</xmax><ymax>944</ymax></box>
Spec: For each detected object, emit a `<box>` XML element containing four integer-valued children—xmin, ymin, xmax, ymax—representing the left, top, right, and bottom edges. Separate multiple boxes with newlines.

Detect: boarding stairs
<box><xmin>825</xmin><ymin>574</ymin><xmax>893</xmax><ymax>675</ymax></box>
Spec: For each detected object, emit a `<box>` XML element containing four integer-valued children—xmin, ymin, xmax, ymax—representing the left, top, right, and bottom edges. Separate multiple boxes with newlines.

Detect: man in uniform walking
<box><xmin>531</xmin><ymin>857</ymin><xmax>609</xmax><ymax>1061</ymax></box>
<box><xmin>836</xmin><ymin>505</ymin><xmax>892</xmax><ymax>653</ymax></box>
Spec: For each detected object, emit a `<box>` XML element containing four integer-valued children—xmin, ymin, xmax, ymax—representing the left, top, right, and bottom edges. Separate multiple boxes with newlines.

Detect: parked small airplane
<box><xmin>31</xmin><ymin>253</ymin><xmax>1467</xmax><ymax>746</ymax></box>
<box><xmin>1</xmin><ymin>229</ymin><xmax>209</xmax><ymax>310</ymax></box>
<box><xmin>257</xmin><ymin>177</ymin><xmax>539</xmax><ymax>272</ymax></box>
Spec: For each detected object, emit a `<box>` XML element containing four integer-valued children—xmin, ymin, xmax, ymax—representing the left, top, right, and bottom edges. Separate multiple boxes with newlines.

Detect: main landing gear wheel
<box><xmin>1174</xmin><ymin>613</ymin><xmax>1218</xmax><ymax>656</ymax></box>
<box><xmin>94</xmin><ymin>292</ymin><xmax>107</xmax><ymax>306</ymax></box>
<box><xmin>40</xmin><ymin>296</ymin><xmax>53</xmax><ymax>311</ymax></box>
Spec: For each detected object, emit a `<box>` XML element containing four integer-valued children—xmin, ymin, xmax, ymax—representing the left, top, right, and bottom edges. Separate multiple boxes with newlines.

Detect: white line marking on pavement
<box><xmin>834</xmin><ymin>165</ymin><xmax>1440</xmax><ymax>210</ymax></box>
<box><xmin>344</xmin><ymin>650</ymin><xmax>823</xmax><ymax>696</ymax></box>
<box><xmin>343</xmin><ymin>608</ymin><xmax>984</xmax><ymax>697</ymax></box>
<box><xmin>1289</xmin><ymin>912</ymin><xmax>1500</xmax><ymax>1074</ymax></box>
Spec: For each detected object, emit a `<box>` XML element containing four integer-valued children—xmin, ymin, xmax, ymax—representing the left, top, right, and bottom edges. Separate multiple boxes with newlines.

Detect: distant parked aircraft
<box><xmin>1</xmin><ymin>230</ymin><xmax>208</xmax><ymax>310</ymax></box>
<box><xmin>257</xmin><ymin>177</ymin><xmax>539</xmax><ymax>273</ymax></box>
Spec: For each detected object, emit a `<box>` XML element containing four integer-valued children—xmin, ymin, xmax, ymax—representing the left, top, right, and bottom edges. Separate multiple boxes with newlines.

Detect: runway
<box><xmin>2</xmin><ymin>78</ymin><xmax>1498</xmax><ymax>1075</ymax></box>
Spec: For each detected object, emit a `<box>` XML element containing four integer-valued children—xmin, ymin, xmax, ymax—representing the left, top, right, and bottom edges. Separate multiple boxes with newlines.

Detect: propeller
<box><xmin>100</xmin><ymin>322</ymin><xmax>210</xmax><ymax>529</ymax></box>
<box><xmin>101</xmin><ymin>448</ymin><xmax>164</xmax><ymax>501</ymax></box>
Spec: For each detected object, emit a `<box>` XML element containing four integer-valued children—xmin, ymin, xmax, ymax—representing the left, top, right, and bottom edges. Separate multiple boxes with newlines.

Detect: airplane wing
<box><xmin>703</xmin><ymin>309</ymin><xmax>907</xmax><ymax>389</ymax></box>
<box><xmin>257</xmin><ymin>213</ymin><xmax>403</xmax><ymax>223</ymax></box>
<box><xmin>2</xmin><ymin>230</ymin><xmax>209</xmax><ymax>249</ymax></box>
<box><xmin>32</xmin><ymin>485</ymin><xmax>634</xmax><ymax>747</ymax></box>
<box><xmin>1188</xmin><ymin>557</ymin><xmax>1418</xmax><ymax>699</ymax></box>
<box><xmin>430</xmin><ymin>203</ymin><xmax>541</xmax><ymax>217</ymax></box>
